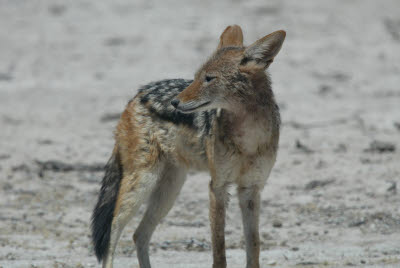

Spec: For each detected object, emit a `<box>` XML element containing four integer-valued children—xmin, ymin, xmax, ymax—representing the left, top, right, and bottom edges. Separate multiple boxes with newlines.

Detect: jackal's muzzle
<box><xmin>171</xmin><ymin>99</ymin><xmax>211</xmax><ymax>113</ymax></box>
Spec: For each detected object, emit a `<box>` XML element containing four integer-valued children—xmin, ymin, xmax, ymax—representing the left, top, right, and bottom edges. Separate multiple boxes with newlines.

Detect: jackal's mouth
<box><xmin>176</xmin><ymin>100</ymin><xmax>211</xmax><ymax>113</ymax></box>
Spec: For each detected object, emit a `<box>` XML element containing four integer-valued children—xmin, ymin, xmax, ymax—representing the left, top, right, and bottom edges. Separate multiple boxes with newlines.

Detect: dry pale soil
<box><xmin>0</xmin><ymin>0</ymin><xmax>400</xmax><ymax>267</ymax></box>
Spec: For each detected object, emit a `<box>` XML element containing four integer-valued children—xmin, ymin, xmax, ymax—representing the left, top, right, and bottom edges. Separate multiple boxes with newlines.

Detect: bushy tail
<box><xmin>91</xmin><ymin>148</ymin><xmax>123</xmax><ymax>262</ymax></box>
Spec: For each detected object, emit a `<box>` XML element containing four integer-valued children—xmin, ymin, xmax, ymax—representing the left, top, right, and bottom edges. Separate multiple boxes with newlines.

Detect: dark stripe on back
<box><xmin>137</xmin><ymin>79</ymin><xmax>197</xmax><ymax>128</ymax></box>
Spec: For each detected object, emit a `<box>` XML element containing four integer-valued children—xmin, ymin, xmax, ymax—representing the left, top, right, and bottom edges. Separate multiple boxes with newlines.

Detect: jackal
<box><xmin>91</xmin><ymin>25</ymin><xmax>285</xmax><ymax>268</ymax></box>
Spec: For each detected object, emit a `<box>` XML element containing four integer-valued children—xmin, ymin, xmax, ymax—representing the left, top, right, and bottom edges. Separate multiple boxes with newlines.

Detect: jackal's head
<box><xmin>171</xmin><ymin>25</ymin><xmax>286</xmax><ymax>113</ymax></box>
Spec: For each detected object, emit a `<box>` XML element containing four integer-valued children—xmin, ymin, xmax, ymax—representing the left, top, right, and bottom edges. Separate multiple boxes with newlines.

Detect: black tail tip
<box><xmin>91</xmin><ymin>150</ymin><xmax>123</xmax><ymax>263</ymax></box>
<box><xmin>91</xmin><ymin>209</ymin><xmax>112</xmax><ymax>262</ymax></box>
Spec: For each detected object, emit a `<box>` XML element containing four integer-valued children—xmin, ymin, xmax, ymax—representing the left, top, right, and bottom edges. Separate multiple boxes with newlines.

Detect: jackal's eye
<box><xmin>205</xmin><ymin>75</ymin><xmax>216</xmax><ymax>82</ymax></box>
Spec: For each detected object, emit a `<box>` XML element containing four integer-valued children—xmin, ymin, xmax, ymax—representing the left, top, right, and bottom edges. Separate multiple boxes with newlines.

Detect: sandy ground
<box><xmin>1</xmin><ymin>0</ymin><xmax>400</xmax><ymax>267</ymax></box>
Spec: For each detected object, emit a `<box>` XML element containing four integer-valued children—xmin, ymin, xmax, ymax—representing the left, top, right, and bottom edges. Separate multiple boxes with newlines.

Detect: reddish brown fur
<box><xmin>113</xmin><ymin>102</ymin><xmax>141</xmax><ymax>217</ymax></box>
<box><xmin>113</xmin><ymin>99</ymin><xmax>164</xmax><ymax>217</ymax></box>
<box><xmin>176</xmin><ymin>79</ymin><xmax>202</xmax><ymax>102</ymax></box>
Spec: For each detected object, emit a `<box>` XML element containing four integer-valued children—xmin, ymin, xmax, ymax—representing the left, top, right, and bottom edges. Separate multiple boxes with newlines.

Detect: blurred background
<box><xmin>0</xmin><ymin>0</ymin><xmax>399</xmax><ymax>267</ymax></box>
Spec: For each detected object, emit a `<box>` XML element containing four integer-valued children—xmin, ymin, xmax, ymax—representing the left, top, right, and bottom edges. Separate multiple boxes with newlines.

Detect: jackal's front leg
<box><xmin>209</xmin><ymin>182</ymin><xmax>228</xmax><ymax>268</ymax></box>
<box><xmin>238</xmin><ymin>186</ymin><xmax>261</xmax><ymax>268</ymax></box>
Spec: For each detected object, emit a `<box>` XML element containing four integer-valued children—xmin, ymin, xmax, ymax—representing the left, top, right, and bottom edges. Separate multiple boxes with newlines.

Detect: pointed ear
<box><xmin>242</xmin><ymin>30</ymin><xmax>286</xmax><ymax>68</ymax></box>
<box><xmin>217</xmin><ymin>25</ymin><xmax>244</xmax><ymax>49</ymax></box>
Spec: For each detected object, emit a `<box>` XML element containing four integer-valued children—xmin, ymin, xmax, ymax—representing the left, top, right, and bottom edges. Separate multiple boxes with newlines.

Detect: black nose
<box><xmin>171</xmin><ymin>99</ymin><xmax>180</xmax><ymax>108</ymax></box>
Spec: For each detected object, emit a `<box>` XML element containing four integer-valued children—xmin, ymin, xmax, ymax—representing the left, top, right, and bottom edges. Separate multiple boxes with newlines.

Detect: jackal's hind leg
<box><xmin>133</xmin><ymin>165</ymin><xmax>186</xmax><ymax>268</ymax></box>
<box><xmin>102</xmin><ymin>167</ymin><xmax>163</xmax><ymax>268</ymax></box>
<box><xmin>209</xmin><ymin>182</ymin><xmax>229</xmax><ymax>268</ymax></box>
<box><xmin>238</xmin><ymin>186</ymin><xmax>261</xmax><ymax>268</ymax></box>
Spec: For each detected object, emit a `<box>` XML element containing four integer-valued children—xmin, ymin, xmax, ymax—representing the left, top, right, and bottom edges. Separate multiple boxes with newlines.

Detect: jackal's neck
<box><xmin>233</xmin><ymin>71</ymin><xmax>279</xmax><ymax>122</ymax></box>
<box><xmin>217</xmin><ymin>72</ymin><xmax>280</xmax><ymax>154</ymax></box>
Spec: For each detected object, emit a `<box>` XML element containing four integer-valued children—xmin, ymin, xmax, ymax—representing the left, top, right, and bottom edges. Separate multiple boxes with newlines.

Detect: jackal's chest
<box><xmin>226</xmin><ymin>118</ymin><xmax>273</xmax><ymax>155</ymax></box>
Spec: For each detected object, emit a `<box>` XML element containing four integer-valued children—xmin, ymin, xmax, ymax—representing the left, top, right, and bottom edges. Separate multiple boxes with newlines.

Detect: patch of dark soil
<box><xmin>36</xmin><ymin>160</ymin><xmax>104</xmax><ymax>176</ymax></box>
<box><xmin>154</xmin><ymin>238</ymin><xmax>210</xmax><ymax>252</ymax></box>
<box><xmin>305</xmin><ymin>178</ymin><xmax>335</xmax><ymax>190</ymax></box>
<box><xmin>364</xmin><ymin>141</ymin><xmax>396</xmax><ymax>153</ymax></box>
<box><xmin>296</xmin><ymin>140</ymin><xmax>314</xmax><ymax>154</ymax></box>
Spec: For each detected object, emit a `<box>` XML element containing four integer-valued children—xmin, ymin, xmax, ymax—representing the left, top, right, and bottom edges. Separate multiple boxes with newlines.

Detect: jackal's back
<box><xmin>136</xmin><ymin>79</ymin><xmax>215</xmax><ymax>134</ymax></box>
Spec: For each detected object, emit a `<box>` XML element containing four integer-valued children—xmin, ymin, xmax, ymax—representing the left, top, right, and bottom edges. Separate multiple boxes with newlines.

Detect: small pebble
<box><xmin>272</xmin><ymin>220</ymin><xmax>282</xmax><ymax>228</ymax></box>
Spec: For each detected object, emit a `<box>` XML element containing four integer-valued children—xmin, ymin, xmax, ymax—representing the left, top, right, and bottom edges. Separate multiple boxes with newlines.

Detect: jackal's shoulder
<box><xmin>133</xmin><ymin>79</ymin><xmax>217</xmax><ymax>135</ymax></box>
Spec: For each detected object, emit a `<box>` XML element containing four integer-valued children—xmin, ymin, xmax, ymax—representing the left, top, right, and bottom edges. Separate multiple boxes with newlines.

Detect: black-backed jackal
<box><xmin>92</xmin><ymin>25</ymin><xmax>285</xmax><ymax>268</ymax></box>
